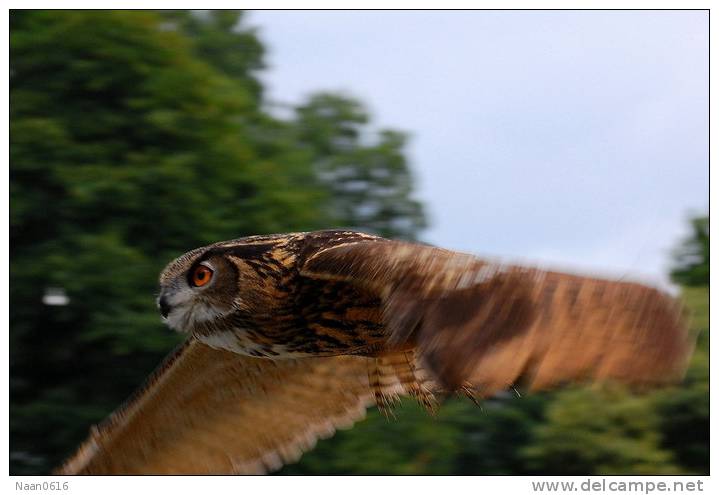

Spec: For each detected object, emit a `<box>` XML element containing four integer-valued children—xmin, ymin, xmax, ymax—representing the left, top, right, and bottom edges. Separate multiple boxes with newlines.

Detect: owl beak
<box><xmin>158</xmin><ymin>295</ymin><xmax>171</xmax><ymax>318</ymax></box>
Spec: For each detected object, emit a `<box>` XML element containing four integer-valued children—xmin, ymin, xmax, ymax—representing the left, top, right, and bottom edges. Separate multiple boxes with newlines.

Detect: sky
<box><xmin>249</xmin><ymin>10</ymin><xmax>708</xmax><ymax>286</ymax></box>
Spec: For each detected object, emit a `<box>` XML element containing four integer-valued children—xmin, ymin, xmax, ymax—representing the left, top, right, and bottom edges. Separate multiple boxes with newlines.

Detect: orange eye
<box><xmin>191</xmin><ymin>265</ymin><xmax>213</xmax><ymax>287</ymax></box>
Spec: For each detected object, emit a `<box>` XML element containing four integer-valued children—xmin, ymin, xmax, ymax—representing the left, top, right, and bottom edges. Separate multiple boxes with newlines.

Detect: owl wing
<box><xmin>300</xmin><ymin>238</ymin><xmax>694</xmax><ymax>394</ymax></box>
<box><xmin>56</xmin><ymin>338</ymin><xmax>376</xmax><ymax>474</ymax></box>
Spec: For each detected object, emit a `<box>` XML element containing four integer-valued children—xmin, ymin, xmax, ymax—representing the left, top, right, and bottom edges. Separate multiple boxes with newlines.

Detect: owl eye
<box><xmin>190</xmin><ymin>265</ymin><xmax>213</xmax><ymax>288</ymax></box>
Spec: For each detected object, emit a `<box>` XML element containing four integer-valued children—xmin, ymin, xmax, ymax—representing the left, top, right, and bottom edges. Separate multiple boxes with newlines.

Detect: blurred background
<box><xmin>9</xmin><ymin>10</ymin><xmax>708</xmax><ymax>475</ymax></box>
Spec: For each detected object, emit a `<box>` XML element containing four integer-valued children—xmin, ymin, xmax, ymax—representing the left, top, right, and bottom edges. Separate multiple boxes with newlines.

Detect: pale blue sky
<box><xmin>249</xmin><ymin>10</ymin><xmax>708</xmax><ymax>285</ymax></box>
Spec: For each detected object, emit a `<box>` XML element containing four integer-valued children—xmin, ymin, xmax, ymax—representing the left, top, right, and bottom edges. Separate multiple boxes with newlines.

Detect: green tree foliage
<box><xmin>295</xmin><ymin>93</ymin><xmax>427</xmax><ymax>240</ymax></box>
<box><xmin>281</xmin><ymin>393</ymin><xmax>547</xmax><ymax>475</ymax></box>
<box><xmin>522</xmin><ymin>387</ymin><xmax>680</xmax><ymax>474</ymax></box>
<box><xmin>670</xmin><ymin>215</ymin><xmax>709</xmax><ymax>286</ymax></box>
<box><xmin>660</xmin><ymin>216</ymin><xmax>710</xmax><ymax>473</ymax></box>
<box><xmin>9</xmin><ymin>10</ymin><xmax>426</xmax><ymax>474</ymax></box>
<box><xmin>652</xmin><ymin>286</ymin><xmax>709</xmax><ymax>474</ymax></box>
<box><xmin>160</xmin><ymin>11</ymin><xmax>266</xmax><ymax>99</ymax></box>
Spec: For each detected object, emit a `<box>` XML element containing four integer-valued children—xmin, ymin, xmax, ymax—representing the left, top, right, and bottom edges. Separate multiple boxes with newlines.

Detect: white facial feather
<box><xmin>163</xmin><ymin>286</ymin><xmax>226</xmax><ymax>333</ymax></box>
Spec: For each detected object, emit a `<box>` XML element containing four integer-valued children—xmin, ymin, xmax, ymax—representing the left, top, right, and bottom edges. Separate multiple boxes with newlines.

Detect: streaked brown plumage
<box><xmin>57</xmin><ymin>230</ymin><xmax>694</xmax><ymax>474</ymax></box>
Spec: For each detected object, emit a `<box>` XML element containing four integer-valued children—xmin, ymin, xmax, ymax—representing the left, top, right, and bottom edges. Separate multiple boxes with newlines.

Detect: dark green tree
<box><xmin>10</xmin><ymin>10</ymin><xmax>426</xmax><ymax>474</ymax></box>
<box><xmin>295</xmin><ymin>93</ymin><xmax>427</xmax><ymax>240</ymax></box>
<box><xmin>659</xmin><ymin>213</ymin><xmax>709</xmax><ymax>473</ymax></box>
<box><xmin>159</xmin><ymin>10</ymin><xmax>265</xmax><ymax>101</ymax></box>
<box><xmin>652</xmin><ymin>285</ymin><xmax>709</xmax><ymax>474</ymax></box>
<box><xmin>670</xmin><ymin>215</ymin><xmax>708</xmax><ymax>286</ymax></box>
<box><xmin>521</xmin><ymin>386</ymin><xmax>681</xmax><ymax>475</ymax></box>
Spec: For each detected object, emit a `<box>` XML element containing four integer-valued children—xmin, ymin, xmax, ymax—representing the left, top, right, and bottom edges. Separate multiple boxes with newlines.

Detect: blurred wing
<box><xmin>301</xmin><ymin>239</ymin><xmax>693</xmax><ymax>394</ymax></box>
<box><xmin>56</xmin><ymin>339</ymin><xmax>374</xmax><ymax>474</ymax></box>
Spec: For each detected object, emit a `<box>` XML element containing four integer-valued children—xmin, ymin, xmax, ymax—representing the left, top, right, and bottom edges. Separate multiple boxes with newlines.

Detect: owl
<box><xmin>58</xmin><ymin>230</ymin><xmax>693</xmax><ymax>474</ymax></box>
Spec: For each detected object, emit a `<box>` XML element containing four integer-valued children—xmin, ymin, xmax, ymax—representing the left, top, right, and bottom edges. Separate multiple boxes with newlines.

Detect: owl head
<box><xmin>157</xmin><ymin>245</ymin><xmax>240</xmax><ymax>334</ymax></box>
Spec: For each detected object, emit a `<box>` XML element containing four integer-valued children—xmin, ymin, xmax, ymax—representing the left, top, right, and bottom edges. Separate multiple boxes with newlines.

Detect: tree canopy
<box><xmin>10</xmin><ymin>10</ymin><xmax>425</xmax><ymax>474</ymax></box>
<box><xmin>670</xmin><ymin>215</ymin><xmax>709</xmax><ymax>286</ymax></box>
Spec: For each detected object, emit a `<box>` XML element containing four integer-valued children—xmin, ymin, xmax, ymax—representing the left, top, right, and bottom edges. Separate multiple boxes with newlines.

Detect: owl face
<box><xmin>157</xmin><ymin>249</ymin><xmax>239</xmax><ymax>334</ymax></box>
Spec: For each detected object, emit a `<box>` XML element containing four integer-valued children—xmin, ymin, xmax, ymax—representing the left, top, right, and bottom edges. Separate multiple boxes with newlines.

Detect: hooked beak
<box><xmin>158</xmin><ymin>294</ymin><xmax>171</xmax><ymax>319</ymax></box>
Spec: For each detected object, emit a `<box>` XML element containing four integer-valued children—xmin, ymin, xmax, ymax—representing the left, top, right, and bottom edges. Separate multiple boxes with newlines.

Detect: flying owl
<box><xmin>57</xmin><ymin>230</ymin><xmax>693</xmax><ymax>474</ymax></box>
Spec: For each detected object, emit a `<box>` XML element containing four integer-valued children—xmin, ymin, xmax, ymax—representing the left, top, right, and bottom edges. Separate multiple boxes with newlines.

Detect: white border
<box><xmin>3</xmin><ymin>3</ymin><xmax>713</xmax><ymax>492</ymax></box>
<box><xmin>3</xmin><ymin>1</ymin><xmax>717</xmax><ymax>10</ymax></box>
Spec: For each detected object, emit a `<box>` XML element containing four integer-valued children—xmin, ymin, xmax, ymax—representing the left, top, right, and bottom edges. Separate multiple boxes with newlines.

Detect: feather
<box><xmin>301</xmin><ymin>238</ymin><xmax>693</xmax><ymax>392</ymax></box>
<box><xmin>56</xmin><ymin>339</ymin><xmax>376</xmax><ymax>474</ymax></box>
<box><xmin>58</xmin><ymin>231</ymin><xmax>694</xmax><ymax>474</ymax></box>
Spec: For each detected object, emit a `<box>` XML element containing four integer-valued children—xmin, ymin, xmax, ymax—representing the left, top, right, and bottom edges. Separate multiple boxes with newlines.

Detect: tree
<box><xmin>659</xmin><ymin>214</ymin><xmax>709</xmax><ymax>473</ymax></box>
<box><xmin>521</xmin><ymin>386</ymin><xmax>681</xmax><ymax>474</ymax></box>
<box><xmin>652</xmin><ymin>285</ymin><xmax>709</xmax><ymax>474</ymax></box>
<box><xmin>10</xmin><ymin>10</ymin><xmax>427</xmax><ymax>474</ymax></box>
<box><xmin>670</xmin><ymin>215</ymin><xmax>708</xmax><ymax>286</ymax></box>
<box><xmin>295</xmin><ymin>93</ymin><xmax>427</xmax><ymax>240</ymax></box>
<box><xmin>161</xmin><ymin>10</ymin><xmax>266</xmax><ymax>101</ymax></box>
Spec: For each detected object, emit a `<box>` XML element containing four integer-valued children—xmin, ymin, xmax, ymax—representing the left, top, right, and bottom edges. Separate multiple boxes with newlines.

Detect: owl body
<box><xmin>159</xmin><ymin>230</ymin><xmax>391</xmax><ymax>359</ymax></box>
<box><xmin>158</xmin><ymin>228</ymin><xmax>690</xmax><ymax>393</ymax></box>
<box><xmin>59</xmin><ymin>229</ymin><xmax>692</xmax><ymax>475</ymax></box>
